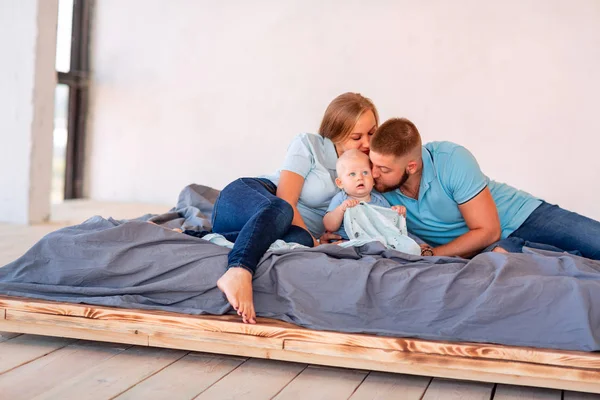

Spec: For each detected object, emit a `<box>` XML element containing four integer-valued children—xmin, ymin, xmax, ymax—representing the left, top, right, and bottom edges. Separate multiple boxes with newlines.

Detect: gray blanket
<box><xmin>1</xmin><ymin>184</ymin><xmax>599</xmax><ymax>352</ymax></box>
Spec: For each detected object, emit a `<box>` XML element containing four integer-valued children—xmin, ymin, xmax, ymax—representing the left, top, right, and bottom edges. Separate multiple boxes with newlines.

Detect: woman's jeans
<box><xmin>211</xmin><ymin>178</ymin><xmax>314</xmax><ymax>274</ymax></box>
<box><xmin>486</xmin><ymin>202</ymin><xmax>600</xmax><ymax>260</ymax></box>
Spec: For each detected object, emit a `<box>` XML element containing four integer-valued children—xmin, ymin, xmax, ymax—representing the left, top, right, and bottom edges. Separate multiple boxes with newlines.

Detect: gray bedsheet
<box><xmin>1</xmin><ymin>184</ymin><xmax>599</xmax><ymax>351</ymax></box>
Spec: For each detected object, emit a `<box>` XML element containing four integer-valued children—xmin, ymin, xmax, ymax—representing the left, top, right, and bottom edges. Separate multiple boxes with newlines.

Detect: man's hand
<box><xmin>341</xmin><ymin>199</ymin><xmax>360</xmax><ymax>211</ymax></box>
<box><xmin>391</xmin><ymin>205</ymin><xmax>407</xmax><ymax>217</ymax></box>
<box><xmin>420</xmin><ymin>243</ymin><xmax>435</xmax><ymax>256</ymax></box>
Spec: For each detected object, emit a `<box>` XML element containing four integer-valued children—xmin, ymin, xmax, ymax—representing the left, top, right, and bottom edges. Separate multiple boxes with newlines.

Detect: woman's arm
<box><xmin>430</xmin><ymin>187</ymin><xmax>501</xmax><ymax>258</ymax></box>
<box><xmin>276</xmin><ymin>170</ymin><xmax>315</xmax><ymax>240</ymax></box>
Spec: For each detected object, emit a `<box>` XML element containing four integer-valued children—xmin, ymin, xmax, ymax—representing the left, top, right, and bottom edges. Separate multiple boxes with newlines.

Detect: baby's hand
<box><xmin>391</xmin><ymin>205</ymin><xmax>407</xmax><ymax>217</ymax></box>
<box><xmin>342</xmin><ymin>199</ymin><xmax>360</xmax><ymax>211</ymax></box>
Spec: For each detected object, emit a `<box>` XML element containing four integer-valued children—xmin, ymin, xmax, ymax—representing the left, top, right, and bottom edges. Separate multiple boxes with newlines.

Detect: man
<box><xmin>369</xmin><ymin>118</ymin><xmax>600</xmax><ymax>260</ymax></box>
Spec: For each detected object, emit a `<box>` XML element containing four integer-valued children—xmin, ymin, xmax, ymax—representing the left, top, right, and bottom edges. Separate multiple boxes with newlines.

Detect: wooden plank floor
<box><xmin>0</xmin><ymin>200</ymin><xmax>598</xmax><ymax>400</ymax></box>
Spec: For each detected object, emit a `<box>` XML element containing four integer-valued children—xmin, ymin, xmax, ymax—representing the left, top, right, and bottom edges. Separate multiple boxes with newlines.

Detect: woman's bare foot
<box><xmin>217</xmin><ymin>267</ymin><xmax>256</xmax><ymax>324</ymax></box>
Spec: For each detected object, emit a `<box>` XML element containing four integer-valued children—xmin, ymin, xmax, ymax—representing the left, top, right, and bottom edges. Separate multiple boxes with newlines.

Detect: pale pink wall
<box><xmin>87</xmin><ymin>0</ymin><xmax>600</xmax><ymax>220</ymax></box>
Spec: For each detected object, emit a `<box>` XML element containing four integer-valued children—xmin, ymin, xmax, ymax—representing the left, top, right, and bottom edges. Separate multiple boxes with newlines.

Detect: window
<box><xmin>52</xmin><ymin>0</ymin><xmax>91</xmax><ymax>202</ymax></box>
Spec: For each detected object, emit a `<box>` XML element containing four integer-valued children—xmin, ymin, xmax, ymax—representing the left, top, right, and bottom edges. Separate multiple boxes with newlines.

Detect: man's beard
<box><xmin>375</xmin><ymin>170</ymin><xmax>409</xmax><ymax>193</ymax></box>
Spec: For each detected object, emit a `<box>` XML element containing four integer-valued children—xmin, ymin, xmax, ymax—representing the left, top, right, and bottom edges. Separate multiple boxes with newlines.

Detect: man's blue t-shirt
<box><xmin>382</xmin><ymin>142</ymin><xmax>542</xmax><ymax>247</ymax></box>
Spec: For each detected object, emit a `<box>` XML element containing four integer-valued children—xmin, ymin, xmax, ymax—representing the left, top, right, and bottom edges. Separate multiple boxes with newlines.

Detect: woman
<box><xmin>212</xmin><ymin>92</ymin><xmax>378</xmax><ymax>323</ymax></box>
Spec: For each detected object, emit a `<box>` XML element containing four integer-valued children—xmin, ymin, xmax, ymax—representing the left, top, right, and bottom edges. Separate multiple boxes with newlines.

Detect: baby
<box><xmin>323</xmin><ymin>149</ymin><xmax>406</xmax><ymax>240</ymax></box>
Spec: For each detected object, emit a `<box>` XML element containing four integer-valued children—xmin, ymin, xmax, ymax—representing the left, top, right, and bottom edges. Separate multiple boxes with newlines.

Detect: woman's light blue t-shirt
<box><xmin>262</xmin><ymin>133</ymin><xmax>340</xmax><ymax>237</ymax></box>
<box><xmin>382</xmin><ymin>141</ymin><xmax>542</xmax><ymax>247</ymax></box>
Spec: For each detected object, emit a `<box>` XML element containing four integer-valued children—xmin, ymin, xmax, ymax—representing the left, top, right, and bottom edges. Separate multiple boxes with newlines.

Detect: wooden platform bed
<box><xmin>0</xmin><ymin>295</ymin><xmax>598</xmax><ymax>394</ymax></box>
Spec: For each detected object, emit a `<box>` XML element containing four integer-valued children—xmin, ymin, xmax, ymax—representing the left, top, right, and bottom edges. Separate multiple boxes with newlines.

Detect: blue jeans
<box><xmin>211</xmin><ymin>178</ymin><xmax>314</xmax><ymax>274</ymax></box>
<box><xmin>487</xmin><ymin>202</ymin><xmax>600</xmax><ymax>260</ymax></box>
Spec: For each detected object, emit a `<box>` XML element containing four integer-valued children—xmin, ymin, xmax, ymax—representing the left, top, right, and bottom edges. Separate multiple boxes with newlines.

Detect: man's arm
<box><xmin>431</xmin><ymin>187</ymin><xmax>501</xmax><ymax>258</ymax></box>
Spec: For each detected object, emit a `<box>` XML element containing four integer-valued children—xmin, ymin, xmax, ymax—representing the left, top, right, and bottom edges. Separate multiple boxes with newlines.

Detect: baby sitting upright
<box><xmin>323</xmin><ymin>149</ymin><xmax>406</xmax><ymax>240</ymax></box>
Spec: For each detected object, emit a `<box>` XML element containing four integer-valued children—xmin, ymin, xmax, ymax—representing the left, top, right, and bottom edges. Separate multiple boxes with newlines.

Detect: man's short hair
<box><xmin>371</xmin><ymin>118</ymin><xmax>422</xmax><ymax>157</ymax></box>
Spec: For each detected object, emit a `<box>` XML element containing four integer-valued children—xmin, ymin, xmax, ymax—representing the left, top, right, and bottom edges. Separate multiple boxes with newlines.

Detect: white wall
<box><xmin>88</xmin><ymin>0</ymin><xmax>600</xmax><ymax>220</ymax></box>
<box><xmin>0</xmin><ymin>0</ymin><xmax>58</xmax><ymax>224</ymax></box>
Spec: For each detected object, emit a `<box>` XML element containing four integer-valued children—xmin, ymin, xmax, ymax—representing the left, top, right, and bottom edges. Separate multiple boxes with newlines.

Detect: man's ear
<box><xmin>406</xmin><ymin>160</ymin><xmax>419</xmax><ymax>174</ymax></box>
<box><xmin>335</xmin><ymin>178</ymin><xmax>343</xmax><ymax>188</ymax></box>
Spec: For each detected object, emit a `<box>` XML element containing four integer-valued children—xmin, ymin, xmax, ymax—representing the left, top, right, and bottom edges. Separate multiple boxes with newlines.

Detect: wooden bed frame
<box><xmin>0</xmin><ymin>295</ymin><xmax>598</xmax><ymax>394</ymax></box>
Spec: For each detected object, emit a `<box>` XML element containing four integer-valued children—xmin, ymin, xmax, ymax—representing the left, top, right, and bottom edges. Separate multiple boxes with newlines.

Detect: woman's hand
<box><xmin>316</xmin><ymin>232</ymin><xmax>343</xmax><ymax>246</ymax></box>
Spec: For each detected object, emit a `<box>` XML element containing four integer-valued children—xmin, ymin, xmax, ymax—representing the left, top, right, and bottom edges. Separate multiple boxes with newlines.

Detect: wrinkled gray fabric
<box><xmin>148</xmin><ymin>183</ymin><xmax>219</xmax><ymax>230</ymax></box>
<box><xmin>1</xmin><ymin>184</ymin><xmax>599</xmax><ymax>352</ymax></box>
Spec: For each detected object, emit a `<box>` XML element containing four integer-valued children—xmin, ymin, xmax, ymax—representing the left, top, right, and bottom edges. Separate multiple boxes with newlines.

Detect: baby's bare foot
<box><xmin>492</xmin><ymin>246</ymin><xmax>508</xmax><ymax>254</ymax></box>
<box><xmin>217</xmin><ymin>267</ymin><xmax>256</xmax><ymax>324</ymax></box>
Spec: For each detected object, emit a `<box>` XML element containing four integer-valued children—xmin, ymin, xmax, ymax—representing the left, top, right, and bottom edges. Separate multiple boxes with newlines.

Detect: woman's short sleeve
<box><xmin>280</xmin><ymin>135</ymin><xmax>314</xmax><ymax>178</ymax></box>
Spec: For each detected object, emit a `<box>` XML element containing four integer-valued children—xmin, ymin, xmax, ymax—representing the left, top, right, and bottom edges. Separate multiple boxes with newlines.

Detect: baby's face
<box><xmin>337</xmin><ymin>159</ymin><xmax>374</xmax><ymax>197</ymax></box>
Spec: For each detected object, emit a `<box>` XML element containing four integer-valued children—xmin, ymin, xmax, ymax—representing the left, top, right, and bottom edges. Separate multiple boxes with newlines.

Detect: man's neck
<box><xmin>400</xmin><ymin>161</ymin><xmax>423</xmax><ymax>199</ymax></box>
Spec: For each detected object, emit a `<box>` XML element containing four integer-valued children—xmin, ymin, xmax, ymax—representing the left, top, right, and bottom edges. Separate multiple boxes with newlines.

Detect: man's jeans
<box><xmin>211</xmin><ymin>178</ymin><xmax>314</xmax><ymax>274</ymax></box>
<box><xmin>486</xmin><ymin>202</ymin><xmax>600</xmax><ymax>260</ymax></box>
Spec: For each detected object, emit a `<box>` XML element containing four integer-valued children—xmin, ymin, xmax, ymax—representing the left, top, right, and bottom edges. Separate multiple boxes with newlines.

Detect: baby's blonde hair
<box><xmin>336</xmin><ymin>149</ymin><xmax>370</xmax><ymax>176</ymax></box>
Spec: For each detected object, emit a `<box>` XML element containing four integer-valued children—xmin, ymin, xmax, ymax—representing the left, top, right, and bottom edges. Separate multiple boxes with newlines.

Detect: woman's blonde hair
<box><xmin>318</xmin><ymin>92</ymin><xmax>379</xmax><ymax>144</ymax></box>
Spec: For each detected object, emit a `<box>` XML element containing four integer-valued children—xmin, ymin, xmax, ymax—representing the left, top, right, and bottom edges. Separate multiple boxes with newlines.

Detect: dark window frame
<box><xmin>57</xmin><ymin>0</ymin><xmax>92</xmax><ymax>199</ymax></box>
